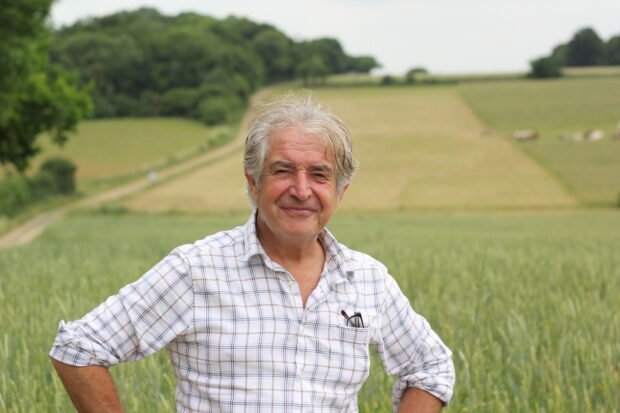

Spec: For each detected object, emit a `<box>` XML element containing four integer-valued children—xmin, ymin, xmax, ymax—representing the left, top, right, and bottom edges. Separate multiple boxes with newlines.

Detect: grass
<box><xmin>564</xmin><ymin>66</ymin><xmax>620</xmax><ymax>77</ymax></box>
<box><xmin>1</xmin><ymin>211</ymin><xmax>618</xmax><ymax>412</ymax></box>
<box><xmin>28</xmin><ymin>118</ymin><xmax>229</xmax><ymax>192</ymax></box>
<box><xmin>459</xmin><ymin>77</ymin><xmax>620</xmax><ymax>205</ymax></box>
<box><xmin>123</xmin><ymin>86</ymin><xmax>577</xmax><ymax>213</ymax></box>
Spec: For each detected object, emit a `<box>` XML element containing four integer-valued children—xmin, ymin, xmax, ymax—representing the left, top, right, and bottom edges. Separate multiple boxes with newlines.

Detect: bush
<box><xmin>39</xmin><ymin>158</ymin><xmax>77</xmax><ymax>194</ymax></box>
<box><xmin>381</xmin><ymin>75</ymin><xmax>395</xmax><ymax>85</ymax></box>
<box><xmin>528</xmin><ymin>57</ymin><xmax>562</xmax><ymax>78</ymax></box>
<box><xmin>27</xmin><ymin>171</ymin><xmax>57</xmax><ymax>200</ymax></box>
<box><xmin>0</xmin><ymin>176</ymin><xmax>31</xmax><ymax>217</ymax></box>
<box><xmin>161</xmin><ymin>88</ymin><xmax>200</xmax><ymax>116</ymax></box>
<box><xmin>0</xmin><ymin>158</ymin><xmax>77</xmax><ymax>218</ymax></box>
<box><xmin>194</xmin><ymin>95</ymin><xmax>243</xmax><ymax>125</ymax></box>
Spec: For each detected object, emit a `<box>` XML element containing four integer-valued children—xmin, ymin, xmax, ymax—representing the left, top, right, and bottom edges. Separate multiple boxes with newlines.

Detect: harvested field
<box><xmin>124</xmin><ymin>87</ymin><xmax>577</xmax><ymax>212</ymax></box>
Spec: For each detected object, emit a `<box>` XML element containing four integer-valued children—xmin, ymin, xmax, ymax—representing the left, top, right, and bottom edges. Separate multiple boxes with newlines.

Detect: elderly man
<box><xmin>50</xmin><ymin>95</ymin><xmax>455</xmax><ymax>412</ymax></box>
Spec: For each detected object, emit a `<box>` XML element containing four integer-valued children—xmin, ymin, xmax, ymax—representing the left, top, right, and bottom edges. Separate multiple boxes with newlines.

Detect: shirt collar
<box><xmin>242</xmin><ymin>210</ymin><xmax>264</xmax><ymax>263</ymax></box>
<box><xmin>241</xmin><ymin>211</ymin><xmax>355</xmax><ymax>282</ymax></box>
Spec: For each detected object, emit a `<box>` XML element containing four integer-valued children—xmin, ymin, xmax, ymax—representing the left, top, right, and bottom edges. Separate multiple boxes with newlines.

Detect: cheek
<box><xmin>259</xmin><ymin>180</ymin><xmax>289</xmax><ymax>201</ymax></box>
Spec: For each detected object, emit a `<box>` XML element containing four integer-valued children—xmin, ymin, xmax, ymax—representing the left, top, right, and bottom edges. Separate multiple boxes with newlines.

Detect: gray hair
<box><xmin>243</xmin><ymin>94</ymin><xmax>357</xmax><ymax>206</ymax></box>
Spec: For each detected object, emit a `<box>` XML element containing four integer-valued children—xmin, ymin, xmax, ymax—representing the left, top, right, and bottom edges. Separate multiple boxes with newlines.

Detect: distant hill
<box><xmin>51</xmin><ymin>8</ymin><xmax>380</xmax><ymax>124</ymax></box>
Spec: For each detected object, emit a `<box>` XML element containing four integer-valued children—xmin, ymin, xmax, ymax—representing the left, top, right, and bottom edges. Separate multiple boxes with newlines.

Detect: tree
<box><xmin>348</xmin><ymin>56</ymin><xmax>380</xmax><ymax>73</ymax></box>
<box><xmin>528</xmin><ymin>56</ymin><xmax>562</xmax><ymax>78</ymax></box>
<box><xmin>405</xmin><ymin>67</ymin><xmax>428</xmax><ymax>83</ymax></box>
<box><xmin>565</xmin><ymin>27</ymin><xmax>606</xmax><ymax>66</ymax></box>
<box><xmin>607</xmin><ymin>35</ymin><xmax>620</xmax><ymax>65</ymax></box>
<box><xmin>296</xmin><ymin>57</ymin><xmax>329</xmax><ymax>86</ymax></box>
<box><xmin>550</xmin><ymin>44</ymin><xmax>567</xmax><ymax>66</ymax></box>
<box><xmin>0</xmin><ymin>0</ymin><xmax>51</xmax><ymax>125</ymax></box>
<box><xmin>296</xmin><ymin>38</ymin><xmax>349</xmax><ymax>74</ymax></box>
<box><xmin>0</xmin><ymin>0</ymin><xmax>92</xmax><ymax>172</ymax></box>
<box><xmin>49</xmin><ymin>9</ymin><xmax>379</xmax><ymax>124</ymax></box>
<box><xmin>251</xmin><ymin>29</ymin><xmax>293</xmax><ymax>81</ymax></box>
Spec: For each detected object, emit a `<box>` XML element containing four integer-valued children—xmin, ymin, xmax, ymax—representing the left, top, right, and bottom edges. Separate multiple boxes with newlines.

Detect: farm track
<box><xmin>0</xmin><ymin>89</ymin><xmax>270</xmax><ymax>249</ymax></box>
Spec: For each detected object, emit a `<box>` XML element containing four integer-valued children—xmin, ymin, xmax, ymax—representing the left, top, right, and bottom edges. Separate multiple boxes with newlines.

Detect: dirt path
<box><xmin>0</xmin><ymin>89</ymin><xmax>270</xmax><ymax>249</ymax></box>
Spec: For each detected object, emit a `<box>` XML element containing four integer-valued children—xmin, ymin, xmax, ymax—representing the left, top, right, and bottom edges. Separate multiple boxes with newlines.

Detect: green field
<box><xmin>28</xmin><ymin>118</ymin><xmax>228</xmax><ymax>191</ymax></box>
<box><xmin>459</xmin><ymin>77</ymin><xmax>620</xmax><ymax>205</ymax></box>
<box><xmin>1</xmin><ymin>211</ymin><xmax>618</xmax><ymax>412</ymax></box>
<box><xmin>3</xmin><ymin>78</ymin><xmax>620</xmax><ymax>412</ymax></box>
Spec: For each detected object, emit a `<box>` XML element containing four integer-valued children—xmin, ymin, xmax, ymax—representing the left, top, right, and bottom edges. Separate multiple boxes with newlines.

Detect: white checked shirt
<box><xmin>50</xmin><ymin>213</ymin><xmax>454</xmax><ymax>412</ymax></box>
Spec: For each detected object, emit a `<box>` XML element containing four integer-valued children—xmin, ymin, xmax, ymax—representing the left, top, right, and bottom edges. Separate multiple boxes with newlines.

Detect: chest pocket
<box><xmin>307</xmin><ymin>322</ymin><xmax>372</xmax><ymax>396</ymax></box>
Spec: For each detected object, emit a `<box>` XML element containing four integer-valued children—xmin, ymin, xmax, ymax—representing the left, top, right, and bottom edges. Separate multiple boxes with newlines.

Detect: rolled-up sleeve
<box><xmin>50</xmin><ymin>249</ymin><xmax>194</xmax><ymax>367</ymax></box>
<box><xmin>375</xmin><ymin>274</ymin><xmax>455</xmax><ymax>411</ymax></box>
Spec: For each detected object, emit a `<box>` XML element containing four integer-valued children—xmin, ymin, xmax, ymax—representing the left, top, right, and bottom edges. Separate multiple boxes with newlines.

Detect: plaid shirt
<box><xmin>50</xmin><ymin>213</ymin><xmax>454</xmax><ymax>412</ymax></box>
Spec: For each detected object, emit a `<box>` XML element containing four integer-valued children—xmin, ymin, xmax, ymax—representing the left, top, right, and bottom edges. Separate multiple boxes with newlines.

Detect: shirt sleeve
<box><xmin>374</xmin><ymin>274</ymin><xmax>455</xmax><ymax>411</ymax></box>
<box><xmin>49</xmin><ymin>249</ymin><xmax>194</xmax><ymax>367</ymax></box>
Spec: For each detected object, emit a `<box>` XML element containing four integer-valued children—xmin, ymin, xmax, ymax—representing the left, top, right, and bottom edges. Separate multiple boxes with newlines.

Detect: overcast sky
<box><xmin>50</xmin><ymin>0</ymin><xmax>619</xmax><ymax>75</ymax></box>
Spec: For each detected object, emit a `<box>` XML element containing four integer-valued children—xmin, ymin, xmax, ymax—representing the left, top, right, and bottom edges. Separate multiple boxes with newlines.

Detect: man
<box><xmin>50</xmin><ymin>95</ymin><xmax>455</xmax><ymax>412</ymax></box>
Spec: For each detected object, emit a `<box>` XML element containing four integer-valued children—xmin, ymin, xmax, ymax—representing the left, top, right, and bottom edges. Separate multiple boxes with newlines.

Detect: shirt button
<box><xmin>288</xmin><ymin>280</ymin><xmax>295</xmax><ymax>287</ymax></box>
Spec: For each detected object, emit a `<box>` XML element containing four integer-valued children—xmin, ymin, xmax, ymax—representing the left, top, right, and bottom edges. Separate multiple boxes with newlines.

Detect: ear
<box><xmin>244</xmin><ymin>169</ymin><xmax>259</xmax><ymax>201</ymax></box>
<box><xmin>336</xmin><ymin>183</ymin><xmax>349</xmax><ymax>205</ymax></box>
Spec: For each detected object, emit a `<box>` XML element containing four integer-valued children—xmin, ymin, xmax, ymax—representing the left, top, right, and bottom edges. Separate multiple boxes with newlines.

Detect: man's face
<box><xmin>245</xmin><ymin>125</ymin><xmax>348</xmax><ymax>244</ymax></box>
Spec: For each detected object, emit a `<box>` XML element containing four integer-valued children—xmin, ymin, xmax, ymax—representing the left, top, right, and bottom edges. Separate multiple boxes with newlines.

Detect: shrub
<box><xmin>161</xmin><ymin>88</ymin><xmax>200</xmax><ymax>116</ymax></box>
<box><xmin>39</xmin><ymin>158</ymin><xmax>77</xmax><ymax>194</ymax></box>
<box><xmin>381</xmin><ymin>75</ymin><xmax>395</xmax><ymax>85</ymax></box>
<box><xmin>528</xmin><ymin>57</ymin><xmax>562</xmax><ymax>78</ymax></box>
<box><xmin>194</xmin><ymin>95</ymin><xmax>243</xmax><ymax>125</ymax></box>
<box><xmin>0</xmin><ymin>176</ymin><xmax>31</xmax><ymax>217</ymax></box>
<box><xmin>0</xmin><ymin>158</ymin><xmax>77</xmax><ymax>218</ymax></box>
<box><xmin>27</xmin><ymin>170</ymin><xmax>57</xmax><ymax>200</ymax></box>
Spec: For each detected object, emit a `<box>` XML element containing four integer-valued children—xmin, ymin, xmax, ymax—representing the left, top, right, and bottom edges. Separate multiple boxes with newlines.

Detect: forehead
<box><xmin>266</xmin><ymin>126</ymin><xmax>334</xmax><ymax>164</ymax></box>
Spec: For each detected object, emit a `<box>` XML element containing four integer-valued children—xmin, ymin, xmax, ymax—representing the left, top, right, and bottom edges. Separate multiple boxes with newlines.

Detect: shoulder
<box><xmin>337</xmin><ymin>241</ymin><xmax>389</xmax><ymax>275</ymax></box>
<box><xmin>172</xmin><ymin>223</ymin><xmax>247</xmax><ymax>263</ymax></box>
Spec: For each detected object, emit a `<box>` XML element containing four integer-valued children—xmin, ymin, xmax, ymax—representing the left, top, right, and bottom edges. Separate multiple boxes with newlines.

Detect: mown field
<box><xmin>1</xmin><ymin>211</ymin><xmax>618</xmax><ymax>412</ymax></box>
<box><xmin>459</xmin><ymin>77</ymin><xmax>620</xmax><ymax>205</ymax></box>
<box><xmin>123</xmin><ymin>86</ymin><xmax>577</xmax><ymax>212</ymax></box>
<box><xmin>28</xmin><ymin>118</ymin><xmax>228</xmax><ymax>191</ymax></box>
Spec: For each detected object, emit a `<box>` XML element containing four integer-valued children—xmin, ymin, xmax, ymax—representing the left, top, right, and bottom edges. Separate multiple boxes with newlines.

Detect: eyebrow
<box><xmin>268</xmin><ymin>161</ymin><xmax>333</xmax><ymax>174</ymax></box>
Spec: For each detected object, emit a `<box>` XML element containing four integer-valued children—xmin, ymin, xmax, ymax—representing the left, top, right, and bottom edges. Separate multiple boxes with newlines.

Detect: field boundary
<box><xmin>0</xmin><ymin>88</ymin><xmax>270</xmax><ymax>249</ymax></box>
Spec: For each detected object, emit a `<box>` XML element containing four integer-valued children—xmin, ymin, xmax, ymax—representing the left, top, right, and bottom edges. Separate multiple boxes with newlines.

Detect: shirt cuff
<box><xmin>49</xmin><ymin>320</ymin><xmax>118</xmax><ymax>367</ymax></box>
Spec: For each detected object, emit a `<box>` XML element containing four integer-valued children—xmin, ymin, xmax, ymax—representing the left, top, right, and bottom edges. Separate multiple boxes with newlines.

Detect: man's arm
<box><xmin>397</xmin><ymin>388</ymin><xmax>444</xmax><ymax>413</ymax></box>
<box><xmin>375</xmin><ymin>274</ymin><xmax>455</xmax><ymax>412</ymax></box>
<box><xmin>49</xmin><ymin>250</ymin><xmax>194</xmax><ymax>410</ymax></box>
<box><xmin>51</xmin><ymin>358</ymin><xmax>124</xmax><ymax>413</ymax></box>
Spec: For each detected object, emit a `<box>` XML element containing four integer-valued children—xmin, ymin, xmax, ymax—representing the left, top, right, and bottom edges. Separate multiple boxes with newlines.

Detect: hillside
<box><xmin>122</xmin><ymin>86</ymin><xmax>578</xmax><ymax>212</ymax></box>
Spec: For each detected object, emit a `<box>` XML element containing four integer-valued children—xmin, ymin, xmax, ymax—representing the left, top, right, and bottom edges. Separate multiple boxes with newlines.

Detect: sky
<box><xmin>50</xmin><ymin>0</ymin><xmax>619</xmax><ymax>75</ymax></box>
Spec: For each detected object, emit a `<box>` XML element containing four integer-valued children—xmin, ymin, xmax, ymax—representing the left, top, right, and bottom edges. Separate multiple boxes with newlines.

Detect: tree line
<box><xmin>530</xmin><ymin>27</ymin><xmax>620</xmax><ymax>78</ymax></box>
<box><xmin>51</xmin><ymin>8</ymin><xmax>380</xmax><ymax>123</ymax></box>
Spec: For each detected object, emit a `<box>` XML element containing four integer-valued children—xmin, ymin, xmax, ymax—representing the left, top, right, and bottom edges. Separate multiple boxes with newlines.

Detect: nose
<box><xmin>290</xmin><ymin>171</ymin><xmax>312</xmax><ymax>201</ymax></box>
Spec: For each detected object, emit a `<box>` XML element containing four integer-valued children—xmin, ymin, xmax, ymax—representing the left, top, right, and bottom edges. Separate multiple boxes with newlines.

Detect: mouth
<box><xmin>280</xmin><ymin>206</ymin><xmax>317</xmax><ymax>215</ymax></box>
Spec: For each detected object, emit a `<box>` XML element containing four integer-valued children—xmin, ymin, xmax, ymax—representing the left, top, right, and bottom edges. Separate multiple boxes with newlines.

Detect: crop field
<box><xmin>459</xmin><ymin>77</ymin><xmax>620</xmax><ymax>205</ymax></box>
<box><xmin>28</xmin><ymin>118</ymin><xmax>227</xmax><ymax>190</ymax></box>
<box><xmin>1</xmin><ymin>211</ymin><xmax>618</xmax><ymax>412</ymax></box>
<box><xmin>123</xmin><ymin>86</ymin><xmax>577</xmax><ymax>212</ymax></box>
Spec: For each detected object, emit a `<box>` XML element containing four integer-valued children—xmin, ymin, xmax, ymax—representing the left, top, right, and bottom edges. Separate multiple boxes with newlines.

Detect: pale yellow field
<box><xmin>123</xmin><ymin>87</ymin><xmax>578</xmax><ymax>212</ymax></box>
<box><xmin>122</xmin><ymin>149</ymin><xmax>251</xmax><ymax>213</ymax></box>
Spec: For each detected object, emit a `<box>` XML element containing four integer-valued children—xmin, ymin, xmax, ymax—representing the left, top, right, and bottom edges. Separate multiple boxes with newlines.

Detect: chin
<box><xmin>282</xmin><ymin>223</ymin><xmax>319</xmax><ymax>238</ymax></box>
